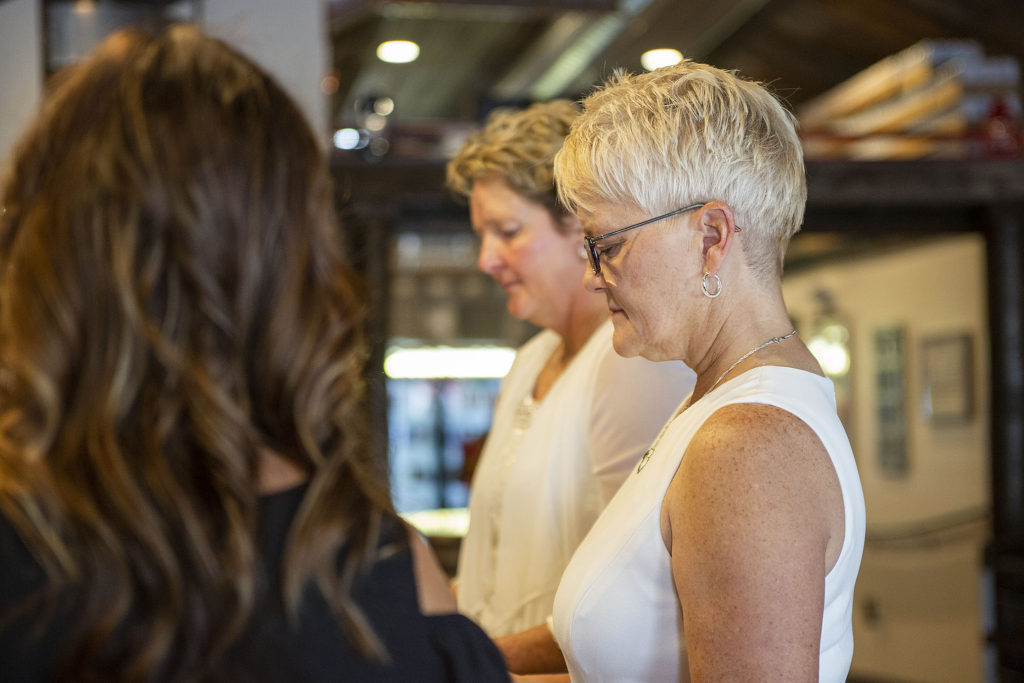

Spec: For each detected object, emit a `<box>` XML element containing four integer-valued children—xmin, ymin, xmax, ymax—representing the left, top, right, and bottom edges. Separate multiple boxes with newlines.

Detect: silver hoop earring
<box><xmin>702</xmin><ymin>272</ymin><xmax>722</xmax><ymax>299</ymax></box>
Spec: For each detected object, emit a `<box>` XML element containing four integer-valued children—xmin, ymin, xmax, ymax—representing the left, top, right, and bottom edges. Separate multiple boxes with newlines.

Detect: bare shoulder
<box><xmin>663</xmin><ymin>401</ymin><xmax>844</xmax><ymax>569</ymax></box>
<box><xmin>680</xmin><ymin>402</ymin><xmax>834</xmax><ymax>486</ymax></box>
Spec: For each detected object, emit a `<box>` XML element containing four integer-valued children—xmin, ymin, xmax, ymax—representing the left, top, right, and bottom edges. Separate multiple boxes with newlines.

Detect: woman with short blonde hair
<box><xmin>549</xmin><ymin>61</ymin><xmax>865</xmax><ymax>682</ymax></box>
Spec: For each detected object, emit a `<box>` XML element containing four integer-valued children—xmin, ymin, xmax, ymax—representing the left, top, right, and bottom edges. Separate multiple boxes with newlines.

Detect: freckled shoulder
<box><xmin>674</xmin><ymin>402</ymin><xmax>833</xmax><ymax>497</ymax></box>
<box><xmin>660</xmin><ymin>401</ymin><xmax>841</xmax><ymax>562</ymax></box>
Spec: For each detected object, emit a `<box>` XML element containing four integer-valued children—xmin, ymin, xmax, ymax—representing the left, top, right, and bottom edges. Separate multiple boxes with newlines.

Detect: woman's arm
<box><xmin>662</xmin><ymin>403</ymin><xmax>844</xmax><ymax>681</ymax></box>
<box><xmin>494</xmin><ymin>623</ymin><xmax>567</xmax><ymax>674</ymax></box>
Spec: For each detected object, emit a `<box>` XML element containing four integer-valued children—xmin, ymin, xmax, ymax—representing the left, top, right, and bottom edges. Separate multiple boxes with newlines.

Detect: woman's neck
<box><xmin>554</xmin><ymin>289</ymin><xmax>609</xmax><ymax>357</ymax></box>
<box><xmin>533</xmin><ymin>292</ymin><xmax>608</xmax><ymax>402</ymax></box>
<box><xmin>688</xmin><ymin>286</ymin><xmax>797</xmax><ymax>403</ymax></box>
<box><xmin>257</xmin><ymin>449</ymin><xmax>309</xmax><ymax>494</ymax></box>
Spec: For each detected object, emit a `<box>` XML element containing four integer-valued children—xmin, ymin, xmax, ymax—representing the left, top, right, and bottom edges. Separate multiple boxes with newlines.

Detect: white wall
<box><xmin>783</xmin><ymin>233</ymin><xmax>991</xmax><ymax>682</ymax></box>
<box><xmin>203</xmin><ymin>0</ymin><xmax>329</xmax><ymax>140</ymax></box>
<box><xmin>0</xmin><ymin>0</ymin><xmax>43</xmax><ymax>166</ymax></box>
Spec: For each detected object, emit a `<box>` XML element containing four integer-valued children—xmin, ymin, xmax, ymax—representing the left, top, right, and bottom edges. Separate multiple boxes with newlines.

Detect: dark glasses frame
<box><xmin>583</xmin><ymin>203</ymin><xmax>707</xmax><ymax>275</ymax></box>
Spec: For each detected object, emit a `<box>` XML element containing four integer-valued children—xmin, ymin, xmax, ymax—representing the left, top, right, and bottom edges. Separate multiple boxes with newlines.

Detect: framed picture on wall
<box><xmin>921</xmin><ymin>333</ymin><xmax>973</xmax><ymax>422</ymax></box>
<box><xmin>874</xmin><ymin>327</ymin><xmax>908</xmax><ymax>477</ymax></box>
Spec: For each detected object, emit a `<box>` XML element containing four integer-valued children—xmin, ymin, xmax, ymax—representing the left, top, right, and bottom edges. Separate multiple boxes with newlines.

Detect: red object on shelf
<box><xmin>979</xmin><ymin>96</ymin><xmax>1023</xmax><ymax>159</ymax></box>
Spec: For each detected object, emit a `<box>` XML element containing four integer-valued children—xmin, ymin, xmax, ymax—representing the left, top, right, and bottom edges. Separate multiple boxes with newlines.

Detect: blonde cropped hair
<box><xmin>446</xmin><ymin>99</ymin><xmax>580</xmax><ymax>229</ymax></box>
<box><xmin>555</xmin><ymin>61</ymin><xmax>806</xmax><ymax>280</ymax></box>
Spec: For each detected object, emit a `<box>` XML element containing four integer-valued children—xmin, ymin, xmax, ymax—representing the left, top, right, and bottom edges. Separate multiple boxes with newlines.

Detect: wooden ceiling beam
<box><xmin>895</xmin><ymin>0</ymin><xmax>1024</xmax><ymax>56</ymax></box>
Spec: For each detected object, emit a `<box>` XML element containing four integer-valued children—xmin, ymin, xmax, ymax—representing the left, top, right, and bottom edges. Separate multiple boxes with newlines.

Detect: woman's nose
<box><xmin>477</xmin><ymin>234</ymin><xmax>503</xmax><ymax>275</ymax></box>
<box><xmin>582</xmin><ymin>263</ymin><xmax>605</xmax><ymax>292</ymax></box>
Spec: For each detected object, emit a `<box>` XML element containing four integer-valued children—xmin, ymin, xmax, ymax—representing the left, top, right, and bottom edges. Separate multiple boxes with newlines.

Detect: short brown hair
<box><xmin>446</xmin><ymin>99</ymin><xmax>579</xmax><ymax>227</ymax></box>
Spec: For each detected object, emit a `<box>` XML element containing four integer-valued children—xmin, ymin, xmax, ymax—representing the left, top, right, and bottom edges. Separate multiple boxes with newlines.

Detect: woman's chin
<box><xmin>610</xmin><ymin>322</ymin><xmax>643</xmax><ymax>358</ymax></box>
<box><xmin>505</xmin><ymin>297</ymin><xmax>532</xmax><ymax>323</ymax></box>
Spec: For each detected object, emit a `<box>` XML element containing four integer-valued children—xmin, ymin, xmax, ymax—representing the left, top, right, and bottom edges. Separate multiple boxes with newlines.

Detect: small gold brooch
<box><xmin>637</xmin><ymin>448</ymin><xmax>654</xmax><ymax>473</ymax></box>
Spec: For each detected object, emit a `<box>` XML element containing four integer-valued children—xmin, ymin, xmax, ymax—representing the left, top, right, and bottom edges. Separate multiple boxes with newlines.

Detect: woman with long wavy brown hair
<box><xmin>0</xmin><ymin>25</ymin><xmax>507</xmax><ymax>682</ymax></box>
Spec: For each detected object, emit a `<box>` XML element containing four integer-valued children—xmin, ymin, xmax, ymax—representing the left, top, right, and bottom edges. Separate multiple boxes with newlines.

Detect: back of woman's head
<box><xmin>446</xmin><ymin>99</ymin><xmax>579</xmax><ymax>226</ymax></box>
<box><xmin>555</xmin><ymin>61</ymin><xmax>807</xmax><ymax>280</ymax></box>
<box><xmin>0</xmin><ymin>25</ymin><xmax>388</xmax><ymax>680</ymax></box>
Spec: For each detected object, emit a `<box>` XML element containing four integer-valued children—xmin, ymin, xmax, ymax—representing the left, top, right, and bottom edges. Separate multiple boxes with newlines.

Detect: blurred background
<box><xmin>1</xmin><ymin>1</ymin><xmax>1023</xmax><ymax>680</ymax></box>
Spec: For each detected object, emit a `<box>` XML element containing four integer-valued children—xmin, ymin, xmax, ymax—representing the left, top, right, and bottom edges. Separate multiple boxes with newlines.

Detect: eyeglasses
<box><xmin>583</xmin><ymin>203</ymin><xmax>706</xmax><ymax>275</ymax></box>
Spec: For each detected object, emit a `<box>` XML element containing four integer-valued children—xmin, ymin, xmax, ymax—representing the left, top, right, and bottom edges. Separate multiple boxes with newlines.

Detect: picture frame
<box><xmin>921</xmin><ymin>333</ymin><xmax>973</xmax><ymax>422</ymax></box>
<box><xmin>874</xmin><ymin>327</ymin><xmax>908</xmax><ymax>477</ymax></box>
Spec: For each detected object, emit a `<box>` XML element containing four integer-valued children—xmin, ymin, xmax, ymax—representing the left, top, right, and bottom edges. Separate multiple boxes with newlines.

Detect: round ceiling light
<box><xmin>377</xmin><ymin>40</ymin><xmax>420</xmax><ymax>64</ymax></box>
<box><xmin>641</xmin><ymin>48</ymin><xmax>683</xmax><ymax>72</ymax></box>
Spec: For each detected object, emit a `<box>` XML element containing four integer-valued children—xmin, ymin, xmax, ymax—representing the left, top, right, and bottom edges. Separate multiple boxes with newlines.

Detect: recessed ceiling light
<box><xmin>377</xmin><ymin>40</ymin><xmax>420</xmax><ymax>64</ymax></box>
<box><xmin>641</xmin><ymin>48</ymin><xmax>683</xmax><ymax>71</ymax></box>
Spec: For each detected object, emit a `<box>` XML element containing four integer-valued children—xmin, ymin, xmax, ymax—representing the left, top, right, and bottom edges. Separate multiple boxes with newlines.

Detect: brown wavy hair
<box><xmin>0</xmin><ymin>25</ymin><xmax>394</xmax><ymax>680</ymax></box>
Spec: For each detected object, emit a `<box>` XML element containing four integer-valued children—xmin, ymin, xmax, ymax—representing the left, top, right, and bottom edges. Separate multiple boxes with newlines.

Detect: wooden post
<box><xmin>984</xmin><ymin>201</ymin><xmax>1024</xmax><ymax>676</ymax></box>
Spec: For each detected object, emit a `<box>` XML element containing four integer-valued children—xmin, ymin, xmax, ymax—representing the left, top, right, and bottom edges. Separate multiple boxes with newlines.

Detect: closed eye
<box><xmin>497</xmin><ymin>222</ymin><xmax>522</xmax><ymax>239</ymax></box>
<box><xmin>596</xmin><ymin>241</ymin><xmax>623</xmax><ymax>259</ymax></box>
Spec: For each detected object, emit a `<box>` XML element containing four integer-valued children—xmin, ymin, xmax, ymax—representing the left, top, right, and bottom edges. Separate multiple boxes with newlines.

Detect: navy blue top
<box><xmin>0</xmin><ymin>483</ymin><xmax>509</xmax><ymax>682</ymax></box>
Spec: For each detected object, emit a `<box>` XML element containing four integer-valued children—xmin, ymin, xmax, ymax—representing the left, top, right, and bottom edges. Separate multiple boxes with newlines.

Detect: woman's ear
<box><xmin>699</xmin><ymin>202</ymin><xmax>739</xmax><ymax>275</ymax></box>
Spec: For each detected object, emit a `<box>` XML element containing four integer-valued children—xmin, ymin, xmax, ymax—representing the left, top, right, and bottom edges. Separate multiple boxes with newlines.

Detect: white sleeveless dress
<box><xmin>551</xmin><ymin>366</ymin><xmax>866</xmax><ymax>682</ymax></box>
<box><xmin>457</xmin><ymin>320</ymin><xmax>695</xmax><ymax>637</ymax></box>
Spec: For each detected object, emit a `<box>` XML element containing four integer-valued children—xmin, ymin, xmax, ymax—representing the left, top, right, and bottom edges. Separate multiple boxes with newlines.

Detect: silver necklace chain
<box><xmin>708</xmin><ymin>329</ymin><xmax>798</xmax><ymax>393</ymax></box>
<box><xmin>636</xmin><ymin>328</ymin><xmax>799</xmax><ymax>475</ymax></box>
